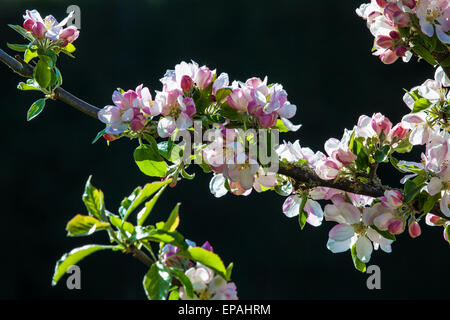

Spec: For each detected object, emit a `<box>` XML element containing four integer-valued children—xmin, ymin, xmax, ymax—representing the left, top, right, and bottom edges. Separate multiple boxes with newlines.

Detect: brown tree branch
<box><xmin>0</xmin><ymin>48</ymin><xmax>100</xmax><ymax>119</ymax></box>
<box><xmin>1</xmin><ymin>47</ymin><xmax>448</xmax><ymax>221</ymax></box>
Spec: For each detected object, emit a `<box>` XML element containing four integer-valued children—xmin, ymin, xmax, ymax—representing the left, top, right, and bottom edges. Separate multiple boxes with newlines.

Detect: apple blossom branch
<box><xmin>0</xmin><ymin>47</ymin><xmax>447</xmax><ymax>220</ymax></box>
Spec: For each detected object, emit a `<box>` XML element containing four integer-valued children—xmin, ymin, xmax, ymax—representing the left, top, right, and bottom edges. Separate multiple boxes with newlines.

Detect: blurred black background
<box><xmin>0</xmin><ymin>0</ymin><xmax>448</xmax><ymax>300</ymax></box>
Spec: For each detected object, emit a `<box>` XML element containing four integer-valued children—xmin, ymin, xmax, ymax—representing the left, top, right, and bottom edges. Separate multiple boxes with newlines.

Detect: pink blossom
<box><xmin>195</xmin><ymin>66</ymin><xmax>213</xmax><ymax>90</ymax></box>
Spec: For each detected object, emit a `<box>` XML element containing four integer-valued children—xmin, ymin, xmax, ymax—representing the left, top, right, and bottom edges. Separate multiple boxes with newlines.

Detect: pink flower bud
<box><xmin>376</xmin><ymin>0</ymin><xmax>388</xmax><ymax>7</ymax></box>
<box><xmin>180</xmin><ymin>75</ymin><xmax>194</xmax><ymax>92</ymax></box>
<box><xmin>379</xmin><ymin>49</ymin><xmax>399</xmax><ymax>64</ymax></box>
<box><xmin>389</xmin><ymin>31</ymin><xmax>400</xmax><ymax>40</ymax></box>
<box><xmin>390</xmin><ymin>123</ymin><xmax>409</xmax><ymax>140</ymax></box>
<box><xmin>376</xmin><ymin>35</ymin><xmax>394</xmax><ymax>49</ymax></box>
<box><xmin>195</xmin><ymin>66</ymin><xmax>213</xmax><ymax>90</ymax></box>
<box><xmin>201</xmin><ymin>241</ymin><xmax>214</xmax><ymax>252</ymax></box>
<box><xmin>388</xmin><ymin>219</ymin><xmax>404</xmax><ymax>235</ymax></box>
<box><xmin>32</xmin><ymin>21</ymin><xmax>46</xmax><ymax>39</ymax></box>
<box><xmin>395</xmin><ymin>46</ymin><xmax>407</xmax><ymax>57</ymax></box>
<box><xmin>371</xmin><ymin>112</ymin><xmax>392</xmax><ymax>137</ymax></box>
<box><xmin>103</xmin><ymin>134</ymin><xmax>118</xmax><ymax>142</ymax></box>
<box><xmin>408</xmin><ymin>221</ymin><xmax>421</xmax><ymax>238</ymax></box>
<box><xmin>23</xmin><ymin>19</ymin><xmax>34</xmax><ymax>31</ymax></box>
<box><xmin>430</xmin><ymin>215</ymin><xmax>441</xmax><ymax>225</ymax></box>
<box><xmin>333</xmin><ymin>150</ymin><xmax>357</xmax><ymax>166</ymax></box>
<box><xmin>402</xmin><ymin>0</ymin><xmax>417</xmax><ymax>10</ymax></box>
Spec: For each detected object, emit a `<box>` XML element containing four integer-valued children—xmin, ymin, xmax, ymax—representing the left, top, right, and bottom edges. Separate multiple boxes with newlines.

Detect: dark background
<box><xmin>0</xmin><ymin>0</ymin><xmax>448</xmax><ymax>300</ymax></box>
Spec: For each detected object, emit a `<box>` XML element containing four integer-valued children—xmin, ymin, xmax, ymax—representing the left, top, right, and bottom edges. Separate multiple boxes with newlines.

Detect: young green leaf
<box><xmin>170</xmin><ymin>268</ymin><xmax>194</xmax><ymax>298</ymax></box>
<box><xmin>350</xmin><ymin>244</ymin><xmax>366</xmax><ymax>273</ymax></box>
<box><xmin>82</xmin><ymin>176</ymin><xmax>106</xmax><ymax>221</ymax></box>
<box><xmin>7</xmin><ymin>43</ymin><xmax>28</xmax><ymax>52</ymax></box>
<box><xmin>134</xmin><ymin>144</ymin><xmax>168</xmax><ymax>177</ymax></box>
<box><xmin>34</xmin><ymin>58</ymin><xmax>52</xmax><ymax>89</ymax></box>
<box><xmin>8</xmin><ymin>24</ymin><xmax>34</xmax><ymax>41</ymax></box>
<box><xmin>137</xmin><ymin>185</ymin><xmax>168</xmax><ymax>226</ymax></box>
<box><xmin>52</xmin><ymin>245</ymin><xmax>120</xmax><ymax>285</ymax></box>
<box><xmin>66</xmin><ymin>214</ymin><xmax>110</xmax><ymax>237</ymax></box>
<box><xmin>412</xmin><ymin>98</ymin><xmax>432</xmax><ymax>113</ymax></box>
<box><xmin>92</xmin><ymin>128</ymin><xmax>108</xmax><ymax>144</ymax></box>
<box><xmin>182</xmin><ymin>247</ymin><xmax>227</xmax><ymax>279</ymax></box>
<box><xmin>27</xmin><ymin>98</ymin><xmax>46</xmax><ymax>121</ymax></box>
<box><xmin>163</xmin><ymin>203</ymin><xmax>180</xmax><ymax>232</ymax></box>
<box><xmin>143</xmin><ymin>262</ymin><xmax>172</xmax><ymax>300</ymax></box>
<box><xmin>123</xmin><ymin>180</ymin><xmax>172</xmax><ymax>221</ymax></box>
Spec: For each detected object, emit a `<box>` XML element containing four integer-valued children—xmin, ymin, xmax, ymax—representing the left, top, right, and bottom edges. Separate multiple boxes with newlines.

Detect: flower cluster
<box><xmin>205</xmin><ymin>126</ymin><xmax>278</xmax><ymax>197</ymax></box>
<box><xmin>357</xmin><ymin>0</ymin><xmax>414</xmax><ymax>64</ymax></box>
<box><xmin>227</xmin><ymin>77</ymin><xmax>299</xmax><ymax>130</ymax></box>
<box><xmin>161</xmin><ymin>241</ymin><xmax>238</xmax><ymax>300</ymax></box>
<box><xmin>22</xmin><ymin>10</ymin><xmax>79</xmax><ymax>47</ymax></box>
<box><xmin>98</xmin><ymin>85</ymin><xmax>156</xmax><ymax>135</ymax></box>
<box><xmin>97</xmin><ymin>60</ymin><xmax>300</xmax><ymax>140</ymax></box>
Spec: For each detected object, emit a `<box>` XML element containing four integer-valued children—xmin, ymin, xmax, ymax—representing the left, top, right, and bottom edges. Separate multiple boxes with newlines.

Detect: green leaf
<box><xmin>134</xmin><ymin>144</ymin><xmax>168</xmax><ymax>177</ymax></box>
<box><xmin>374</xmin><ymin>145</ymin><xmax>390</xmax><ymax>163</ymax></box>
<box><xmin>66</xmin><ymin>214</ymin><xmax>110</xmax><ymax>237</ymax></box>
<box><xmin>215</xmin><ymin>88</ymin><xmax>232</xmax><ymax>102</ymax></box>
<box><xmin>351</xmin><ymin>138</ymin><xmax>369</xmax><ymax>171</ymax></box>
<box><xmin>7</xmin><ymin>43</ymin><xmax>28</xmax><ymax>52</ymax></box>
<box><xmin>226</xmin><ymin>262</ymin><xmax>234</xmax><ymax>281</ymax></box>
<box><xmin>52</xmin><ymin>245</ymin><xmax>119</xmax><ymax>285</ymax></box>
<box><xmin>92</xmin><ymin>128</ymin><xmax>108</xmax><ymax>144</ymax></box>
<box><xmin>403</xmin><ymin>180</ymin><xmax>422</xmax><ymax>203</ymax></box>
<box><xmin>370</xmin><ymin>225</ymin><xmax>396</xmax><ymax>241</ymax></box>
<box><xmin>157</xmin><ymin>140</ymin><xmax>183</xmax><ymax>163</ymax></box>
<box><xmin>123</xmin><ymin>180</ymin><xmax>172</xmax><ymax>221</ymax></box>
<box><xmin>137</xmin><ymin>185</ymin><xmax>168</xmax><ymax>226</ymax></box>
<box><xmin>65</xmin><ymin>43</ymin><xmax>76</xmax><ymax>53</ymax></box>
<box><xmin>393</xmin><ymin>139</ymin><xmax>413</xmax><ymax>154</ymax></box>
<box><xmin>412</xmin><ymin>98</ymin><xmax>432</xmax><ymax>113</ymax></box>
<box><xmin>18</xmin><ymin>79</ymin><xmax>41</xmax><ymax>91</ymax></box>
<box><xmin>412</xmin><ymin>44</ymin><xmax>438</xmax><ymax>66</ymax></box>
<box><xmin>182</xmin><ymin>247</ymin><xmax>227</xmax><ymax>279</ymax></box>
<box><xmin>170</xmin><ymin>268</ymin><xmax>194</xmax><ymax>298</ymax></box>
<box><xmin>54</xmin><ymin>66</ymin><xmax>63</xmax><ymax>86</ymax></box>
<box><xmin>298</xmin><ymin>195</ymin><xmax>308</xmax><ymax>230</ymax></box>
<box><xmin>27</xmin><ymin>98</ymin><xmax>46</xmax><ymax>121</ymax></box>
<box><xmin>273</xmin><ymin>119</ymin><xmax>289</xmax><ymax>133</ymax></box>
<box><xmin>34</xmin><ymin>59</ymin><xmax>52</xmax><ymax>89</ymax></box>
<box><xmin>422</xmin><ymin>192</ymin><xmax>441</xmax><ymax>214</ymax></box>
<box><xmin>82</xmin><ymin>176</ymin><xmax>106</xmax><ymax>221</ymax></box>
<box><xmin>163</xmin><ymin>203</ymin><xmax>180</xmax><ymax>232</ymax></box>
<box><xmin>218</xmin><ymin>102</ymin><xmax>241</xmax><ymax>121</ymax></box>
<box><xmin>350</xmin><ymin>244</ymin><xmax>366</xmax><ymax>273</ymax></box>
<box><xmin>109</xmin><ymin>215</ymin><xmax>135</xmax><ymax>235</ymax></box>
<box><xmin>274</xmin><ymin>180</ymin><xmax>293</xmax><ymax>197</ymax></box>
<box><xmin>143</xmin><ymin>262</ymin><xmax>172</xmax><ymax>300</ymax></box>
<box><xmin>168</xmin><ymin>288</ymin><xmax>179</xmax><ymax>300</ymax></box>
<box><xmin>24</xmin><ymin>48</ymin><xmax>38</xmax><ymax>63</ymax></box>
<box><xmin>8</xmin><ymin>24</ymin><xmax>34</xmax><ymax>41</ymax></box>
<box><xmin>136</xmin><ymin>228</ymin><xmax>187</xmax><ymax>249</ymax></box>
